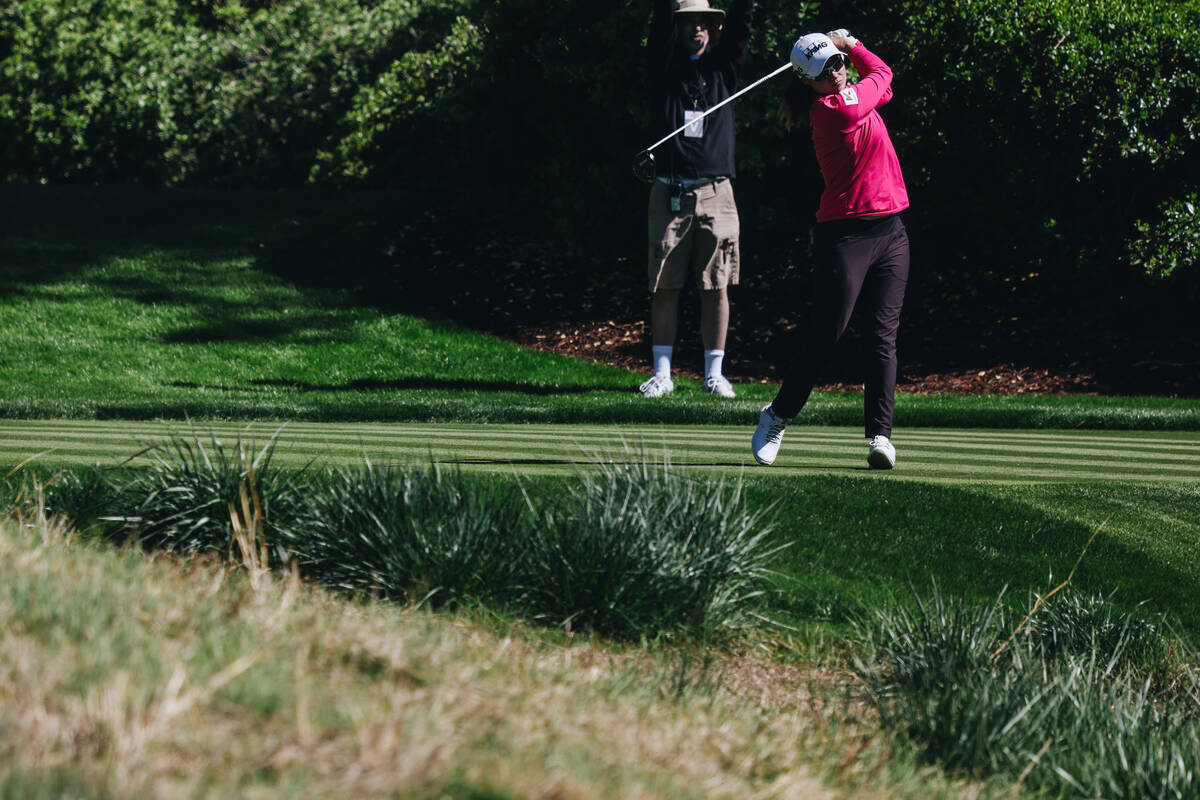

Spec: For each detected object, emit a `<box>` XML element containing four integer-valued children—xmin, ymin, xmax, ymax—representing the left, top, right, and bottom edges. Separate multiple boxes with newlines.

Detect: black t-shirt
<box><xmin>647</xmin><ymin>0</ymin><xmax>754</xmax><ymax>181</ymax></box>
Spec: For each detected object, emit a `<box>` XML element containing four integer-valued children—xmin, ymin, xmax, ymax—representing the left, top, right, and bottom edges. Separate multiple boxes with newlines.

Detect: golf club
<box><xmin>633</xmin><ymin>61</ymin><xmax>792</xmax><ymax>182</ymax></box>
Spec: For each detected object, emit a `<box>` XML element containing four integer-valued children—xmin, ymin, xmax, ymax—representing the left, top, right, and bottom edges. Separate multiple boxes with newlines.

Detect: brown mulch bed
<box><xmin>503</xmin><ymin>319</ymin><xmax>1106</xmax><ymax>395</ymax></box>
<box><xmin>394</xmin><ymin>218</ymin><xmax>1199</xmax><ymax>397</ymax></box>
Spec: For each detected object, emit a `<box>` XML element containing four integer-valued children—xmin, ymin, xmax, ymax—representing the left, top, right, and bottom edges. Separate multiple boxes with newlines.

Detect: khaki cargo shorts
<box><xmin>646</xmin><ymin>178</ymin><xmax>740</xmax><ymax>293</ymax></box>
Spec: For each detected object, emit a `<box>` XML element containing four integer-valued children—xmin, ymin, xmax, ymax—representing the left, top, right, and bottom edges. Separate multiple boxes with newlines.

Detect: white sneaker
<box><xmin>867</xmin><ymin>435</ymin><xmax>896</xmax><ymax>469</ymax></box>
<box><xmin>751</xmin><ymin>405</ymin><xmax>788</xmax><ymax>465</ymax></box>
<box><xmin>638</xmin><ymin>374</ymin><xmax>674</xmax><ymax>398</ymax></box>
<box><xmin>705</xmin><ymin>375</ymin><xmax>736</xmax><ymax>398</ymax></box>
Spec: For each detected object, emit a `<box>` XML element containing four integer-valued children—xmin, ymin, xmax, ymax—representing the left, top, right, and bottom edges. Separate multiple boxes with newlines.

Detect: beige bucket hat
<box><xmin>674</xmin><ymin>0</ymin><xmax>725</xmax><ymax>22</ymax></box>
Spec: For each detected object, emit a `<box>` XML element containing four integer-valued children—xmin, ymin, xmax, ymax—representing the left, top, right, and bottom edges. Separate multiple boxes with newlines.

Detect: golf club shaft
<box><xmin>640</xmin><ymin>61</ymin><xmax>792</xmax><ymax>155</ymax></box>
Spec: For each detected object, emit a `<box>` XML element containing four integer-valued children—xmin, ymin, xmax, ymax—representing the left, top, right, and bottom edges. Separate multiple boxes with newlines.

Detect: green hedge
<box><xmin>0</xmin><ymin>0</ymin><xmax>1196</xmax><ymax>289</ymax></box>
<box><xmin>873</xmin><ymin>0</ymin><xmax>1200</xmax><ymax>283</ymax></box>
<box><xmin>0</xmin><ymin>0</ymin><xmax>816</xmax><ymax>212</ymax></box>
<box><xmin>0</xmin><ymin>0</ymin><xmax>475</xmax><ymax>184</ymax></box>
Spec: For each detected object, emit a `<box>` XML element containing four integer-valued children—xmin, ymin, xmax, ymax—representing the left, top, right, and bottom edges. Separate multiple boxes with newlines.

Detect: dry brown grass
<box><xmin>0</xmin><ymin>514</ymin><xmax>988</xmax><ymax>799</ymax></box>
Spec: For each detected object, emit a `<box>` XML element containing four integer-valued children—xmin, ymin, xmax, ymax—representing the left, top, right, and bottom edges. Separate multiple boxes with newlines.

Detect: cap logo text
<box><xmin>804</xmin><ymin>41</ymin><xmax>829</xmax><ymax>59</ymax></box>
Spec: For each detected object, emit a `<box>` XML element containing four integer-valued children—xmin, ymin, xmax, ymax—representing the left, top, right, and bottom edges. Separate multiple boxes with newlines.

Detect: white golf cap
<box><xmin>790</xmin><ymin>33</ymin><xmax>839</xmax><ymax>78</ymax></box>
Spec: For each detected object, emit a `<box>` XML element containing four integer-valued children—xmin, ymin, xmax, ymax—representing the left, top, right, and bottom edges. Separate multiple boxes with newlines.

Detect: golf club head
<box><xmin>633</xmin><ymin>150</ymin><xmax>656</xmax><ymax>183</ymax></box>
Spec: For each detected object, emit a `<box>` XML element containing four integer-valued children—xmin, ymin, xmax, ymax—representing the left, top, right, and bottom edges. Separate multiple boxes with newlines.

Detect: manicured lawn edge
<box><xmin>1</xmin><ymin>390</ymin><xmax>1197</xmax><ymax>430</ymax></box>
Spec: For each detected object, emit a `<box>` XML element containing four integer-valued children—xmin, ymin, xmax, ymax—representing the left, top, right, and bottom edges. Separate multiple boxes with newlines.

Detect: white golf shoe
<box><xmin>867</xmin><ymin>435</ymin><xmax>896</xmax><ymax>469</ymax></box>
<box><xmin>638</xmin><ymin>374</ymin><xmax>674</xmax><ymax>398</ymax></box>
<box><xmin>751</xmin><ymin>405</ymin><xmax>788</xmax><ymax>465</ymax></box>
<box><xmin>705</xmin><ymin>375</ymin><xmax>736</xmax><ymax>398</ymax></box>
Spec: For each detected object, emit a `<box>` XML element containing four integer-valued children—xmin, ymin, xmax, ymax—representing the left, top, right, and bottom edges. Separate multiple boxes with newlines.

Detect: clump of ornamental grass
<box><xmin>36</xmin><ymin>466</ymin><xmax>126</xmax><ymax>537</ymax></box>
<box><xmin>853</xmin><ymin>585</ymin><xmax>1200</xmax><ymax>798</ymax></box>
<box><xmin>517</xmin><ymin>451</ymin><xmax>785</xmax><ymax>638</ymax></box>
<box><xmin>104</xmin><ymin>425</ymin><xmax>302</xmax><ymax>555</ymax></box>
<box><xmin>1026</xmin><ymin>589</ymin><xmax>1170</xmax><ymax>669</ymax></box>
<box><xmin>271</xmin><ymin>460</ymin><xmax>526</xmax><ymax>607</ymax></box>
<box><xmin>11</xmin><ymin>434</ymin><xmax>784</xmax><ymax>640</ymax></box>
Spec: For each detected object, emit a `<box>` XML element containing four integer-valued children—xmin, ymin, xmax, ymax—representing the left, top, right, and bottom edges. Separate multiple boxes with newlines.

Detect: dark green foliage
<box><xmin>309</xmin><ymin>14</ymin><xmax>483</xmax><ymax>185</ymax></box>
<box><xmin>871</xmin><ymin>0</ymin><xmax>1200</xmax><ymax>287</ymax></box>
<box><xmin>1128</xmin><ymin>193</ymin><xmax>1200</xmax><ymax>280</ymax></box>
<box><xmin>0</xmin><ymin>0</ymin><xmax>477</xmax><ymax>185</ymax></box>
<box><xmin>113</xmin><ymin>426</ymin><xmax>299</xmax><ymax>554</ymax></box>
<box><xmin>855</xmin><ymin>586</ymin><xmax>1200</xmax><ymax>797</ymax></box>
<box><xmin>0</xmin><ymin>0</ymin><xmax>822</xmax><ymax>227</ymax></box>
<box><xmin>3</xmin><ymin>0</ymin><xmax>1195</xmax><ymax>384</ymax></box>
<box><xmin>1</xmin><ymin>0</ymin><xmax>1195</xmax><ymax>283</ymax></box>
<box><xmin>2</xmin><ymin>0</ymin><xmax>1197</xmax><ymax>384</ymax></box>
<box><xmin>39</xmin><ymin>467</ymin><xmax>125</xmax><ymax>536</ymax></box>
<box><xmin>0</xmin><ymin>0</ymin><xmax>182</xmax><ymax>183</ymax></box>
<box><xmin>271</xmin><ymin>461</ymin><xmax>525</xmax><ymax>605</ymax></box>
<box><xmin>519</xmin><ymin>455</ymin><xmax>783</xmax><ymax>635</ymax></box>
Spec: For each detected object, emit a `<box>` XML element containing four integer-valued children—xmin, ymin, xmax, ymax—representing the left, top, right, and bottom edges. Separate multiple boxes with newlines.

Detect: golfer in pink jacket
<box><xmin>752</xmin><ymin>29</ymin><xmax>910</xmax><ymax>469</ymax></box>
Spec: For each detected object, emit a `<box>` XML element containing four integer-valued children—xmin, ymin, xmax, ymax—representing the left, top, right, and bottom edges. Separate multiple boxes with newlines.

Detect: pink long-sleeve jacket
<box><xmin>810</xmin><ymin>43</ymin><xmax>910</xmax><ymax>223</ymax></box>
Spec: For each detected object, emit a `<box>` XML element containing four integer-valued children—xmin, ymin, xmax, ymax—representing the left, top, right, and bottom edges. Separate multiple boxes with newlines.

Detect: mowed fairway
<box><xmin>2</xmin><ymin>419</ymin><xmax>1198</xmax><ymax>485</ymax></box>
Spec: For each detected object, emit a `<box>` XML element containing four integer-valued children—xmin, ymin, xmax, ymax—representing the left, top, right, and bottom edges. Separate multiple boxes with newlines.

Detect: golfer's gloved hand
<box><xmin>827</xmin><ymin>28</ymin><xmax>859</xmax><ymax>49</ymax></box>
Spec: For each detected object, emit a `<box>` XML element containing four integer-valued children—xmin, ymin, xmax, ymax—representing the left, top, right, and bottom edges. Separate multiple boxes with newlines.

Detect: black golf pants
<box><xmin>771</xmin><ymin>214</ymin><xmax>910</xmax><ymax>438</ymax></box>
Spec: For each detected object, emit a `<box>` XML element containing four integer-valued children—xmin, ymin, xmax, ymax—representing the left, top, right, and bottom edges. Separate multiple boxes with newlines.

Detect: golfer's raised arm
<box><xmin>816</xmin><ymin>43</ymin><xmax>896</xmax><ymax>130</ymax></box>
<box><xmin>648</xmin><ymin>0</ymin><xmax>676</xmax><ymax>83</ymax></box>
<box><xmin>717</xmin><ymin>0</ymin><xmax>754</xmax><ymax>70</ymax></box>
<box><xmin>848</xmin><ymin>43</ymin><xmax>894</xmax><ymax>106</ymax></box>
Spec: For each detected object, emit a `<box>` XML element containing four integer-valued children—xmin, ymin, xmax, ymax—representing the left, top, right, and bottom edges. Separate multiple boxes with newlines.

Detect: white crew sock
<box><xmin>651</xmin><ymin>345</ymin><xmax>673</xmax><ymax>378</ymax></box>
<box><xmin>704</xmin><ymin>349</ymin><xmax>725</xmax><ymax>380</ymax></box>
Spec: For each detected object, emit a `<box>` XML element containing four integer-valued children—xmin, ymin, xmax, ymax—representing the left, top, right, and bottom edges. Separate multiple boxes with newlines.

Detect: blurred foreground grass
<box><xmin>1</xmin><ymin>515</ymin><xmax>985</xmax><ymax>800</ymax></box>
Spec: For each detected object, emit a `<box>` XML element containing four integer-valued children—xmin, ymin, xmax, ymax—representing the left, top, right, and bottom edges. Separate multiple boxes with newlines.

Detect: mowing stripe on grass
<box><xmin>1</xmin><ymin>420</ymin><xmax>1197</xmax><ymax>485</ymax></box>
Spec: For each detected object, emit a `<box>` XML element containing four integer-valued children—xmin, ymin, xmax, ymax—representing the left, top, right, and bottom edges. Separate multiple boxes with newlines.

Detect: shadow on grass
<box><xmin>0</xmin><ymin>185</ymin><xmax>451</xmax><ymax>342</ymax></box>
<box><xmin>752</xmin><ymin>476</ymin><xmax>1200</xmax><ymax>635</ymax></box>
<box><xmin>168</xmin><ymin>377</ymin><xmax>597</xmax><ymax>396</ymax></box>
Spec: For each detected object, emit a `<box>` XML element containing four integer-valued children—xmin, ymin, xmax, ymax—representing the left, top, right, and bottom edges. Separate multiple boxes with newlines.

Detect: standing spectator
<box><xmin>752</xmin><ymin>29</ymin><xmax>911</xmax><ymax>468</ymax></box>
<box><xmin>638</xmin><ymin>0</ymin><xmax>755</xmax><ymax>399</ymax></box>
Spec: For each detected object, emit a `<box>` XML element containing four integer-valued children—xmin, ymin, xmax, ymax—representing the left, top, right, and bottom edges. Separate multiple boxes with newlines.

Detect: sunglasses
<box><xmin>815</xmin><ymin>54</ymin><xmax>848</xmax><ymax>81</ymax></box>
